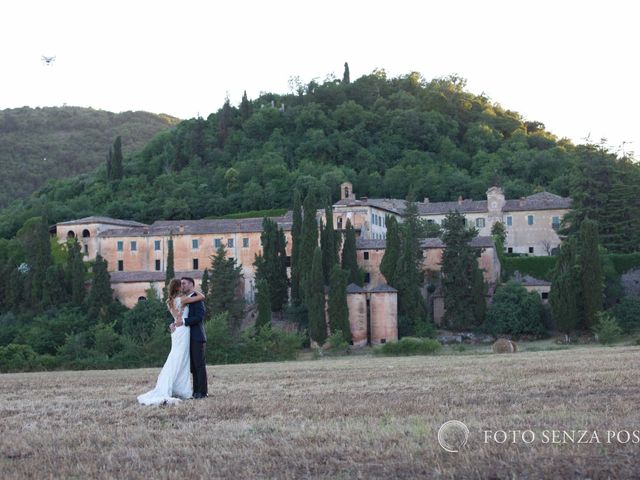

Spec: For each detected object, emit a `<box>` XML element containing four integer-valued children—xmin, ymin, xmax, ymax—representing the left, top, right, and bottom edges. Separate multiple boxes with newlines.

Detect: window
<box><xmin>192</xmin><ymin>239</ymin><xmax>199</xmax><ymax>249</ymax></box>
<box><xmin>242</xmin><ymin>237</ymin><xmax>249</xmax><ymax>248</ymax></box>
<box><xmin>214</xmin><ymin>238</ymin><xmax>222</xmax><ymax>248</ymax></box>
<box><xmin>117</xmin><ymin>260</ymin><xmax>124</xmax><ymax>271</ymax></box>
<box><xmin>155</xmin><ymin>259</ymin><xmax>161</xmax><ymax>271</ymax></box>
<box><xmin>227</xmin><ymin>238</ymin><xmax>234</xmax><ymax>248</ymax></box>
<box><xmin>552</xmin><ymin>216</ymin><xmax>560</xmax><ymax>231</ymax></box>
<box><xmin>364</xmin><ymin>251</ymin><xmax>369</xmax><ymax>260</ymax></box>
<box><xmin>82</xmin><ymin>229</ymin><xmax>90</xmax><ymax>238</ymax></box>
<box><xmin>541</xmin><ymin>292</ymin><xmax>549</xmax><ymax>300</ymax></box>
<box><xmin>117</xmin><ymin>241</ymin><xmax>123</xmax><ymax>252</ymax></box>
<box><xmin>364</xmin><ymin>272</ymin><xmax>371</xmax><ymax>283</ymax></box>
<box><xmin>84</xmin><ymin>245</ymin><xmax>88</xmax><ymax>255</ymax></box>
<box><xmin>154</xmin><ymin>240</ymin><xmax>161</xmax><ymax>251</ymax></box>
<box><xmin>508</xmin><ymin>247</ymin><xmax>513</xmax><ymax>253</ymax></box>
<box><xmin>130</xmin><ymin>241</ymin><xmax>137</xmax><ymax>251</ymax></box>
<box><xmin>506</xmin><ymin>216</ymin><xmax>512</xmax><ymax>226</ymax></box>
<box><xmin>476</xmin><ymin>218</ymin><xmax>485</xmax><ymax>228</ymax></box>
<box><xmin>193</xmin><ymin>259</ymin><xmax>199</xmax><ymax>270</ymax></box>
<box><xmin>337</xmin><ymin>217</ymin><xmax>343</xmax><ymax>229</ymax></box>
<box><xmin>427</xmin><ymin>219</ymin><xmax>434</xmax><ymax>224</ymax></box>
<box><xmin>529</xmin><ymin>247</ymin><xmax>534</xmax><ymax>254</ymax></box>
<box><xmin>527</xmin><ymin>215</ymin><xmax>534</xmax><ymax>225</ymax></box>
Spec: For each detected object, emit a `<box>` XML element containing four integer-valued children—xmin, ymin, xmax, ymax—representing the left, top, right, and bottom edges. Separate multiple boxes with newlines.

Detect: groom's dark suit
<box><xmin>183</xmin><ymin>292</ymin><xmax>207</xmax><ymax>397</ymax></box>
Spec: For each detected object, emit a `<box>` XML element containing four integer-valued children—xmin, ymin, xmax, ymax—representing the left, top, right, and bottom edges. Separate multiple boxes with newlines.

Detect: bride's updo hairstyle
<box><xmin>166</xmin><ymin>278</ymin><xmax>182</xmax><ymax>304</ymax></box>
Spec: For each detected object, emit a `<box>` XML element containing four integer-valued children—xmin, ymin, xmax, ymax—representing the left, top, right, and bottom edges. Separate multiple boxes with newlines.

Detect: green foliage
<box><xmin>0</xmin><ymin>106</ymin><xmax>178</xmax><ymax>209</ymax></box>
<box><xmin>290</xmin><ymin>190</ymin><xmax>303</xmax><ymax>305</ymax></box>
<box><xmin>380</xmin><ymin>215</ymin><xmax>400</xmax><ymax>285</ymax></box>
<box><xmin>255</xmin><ymin>278</ymin><xmax>271</xmax><ymax>329</ymax></box>
<box><xmin>307</xmin><ymin>247</ymin><xmax>327</xmax><ymax>344</ymax></box>
<box><xmin>593</xmin><ymin>311</ymin><xmax>622</xmax><ymax>345</ymax></box>
<box><xmin>550</xmin><ymin>237</ymin><xmax>580</xmax><ymax>334</ymax></box>
<box><xmin>300</xmin><ymin>189</ymin><xmax>319</xmax><ymax>300</ymax></box>
<box><xmin>86</xmin><ymin>254</ymin><xmax>113</xmax><ymax>320</ymax></box>
<box><xmin>611</xmin><ymin>297</ymin><xmax>640</xmax><ymax>334</ymax></box>
<box><xmin>257</xmin><ymin>217</ymin><xmax>288</xmax><ymax>312</ymax></box>
<box><xmin>67</xmin><ymin>239</ymin><xmax>86</xmax><ymax>305</ymax></box>
<box><xmin>236</xmin><ymin>324</ymin><xmax>304</xmax><ymax>363</ymax></box>
<box><xmin>579</xmin><ymin>219</ymin><xmax>603</xmax><ymax>329</ymax></box>
<box><xmin>441</xmin><ymin>210</ymin><xmax>484</xmax><ymax>330</ymax></box>
<box><xmin>110</xmin><ymin>136</ymin><xmax>124</xmax><ymax>181</ymax></box>
<box><xmin>502</xmin><ymin>256</ymin><xmax>558</xmax><ymax>282</ymax></box>
<box><xmin>608</xmin><ymin>253</ymin><xmax>640</xmax><ymax>275</ymax></box>
<box><xmin>165</xmin><ymin>235</ymin><xmax>174</xmax><ymax>286</ymax></box>
<box><xmin>321</xmin><ymin>205</ymin><xmax>340</xmax><ymax>285</ymax></box>
<box><xmin>0</xmin><ymin>343</ymin><xmax>38</xmax><ymax>372</ymax></box>
<box><xmin>120</xmin><ymin>296</ymin><xmax>168</xmax><ymax>345</ymax></box>
<box><xmin>207</xmin><ymin>245</ymin><xmax>245</xmax><ymax>336</ymax></box>
<box><xmin>341</xmin><ymin>219</ymin><xmax>360</xmax><ymax>286</ymax></box>
<box><xmin>324</xmin><ymin>329</ymin><xmax>349</xmax><ymax>355</ymax></box>
<box><xmin>208</xmin><ymin>208</ymin><xmax>288</xmax><ymax>220</ymax></box>
<box><xmin>327</xmin><ymin>265</ymin><xmax>350</xmax><ymax>342</ymax></box>
<box><xmin>483</xmin><ymin>281</ymin><xmax>545</xmax><ymax>336</ymax></box>
<box><xmin>375</xmin><ymin>337</ymin><xmax>442</xmax><ymax>356</ymax></box>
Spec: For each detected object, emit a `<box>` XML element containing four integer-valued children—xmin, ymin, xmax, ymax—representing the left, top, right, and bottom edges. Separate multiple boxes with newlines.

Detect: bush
<box><xmin>502</xmin><ymin>257</ymin><xmax>558</xmax><ymax>281</ymax></box>
<box><xmin>593</xmin><ymin>311</ymin><xmax>623</xmax><ymax>345</ymax></box>
<box><xmin>483</xmin><ymin>281</ymin><xmax>546</xmax><ymax>336</ymax></box>
<box><xmin>375</xmin><ymin>337</ymin><xmax>442</xmax><ymax>356</ymax></box>
<box><xmin>237</xmin><ymin>324</ymin><xmax>303</xmax><ymax>363</ymax></box>
<box><xmin>611</xmin><ymin>297</ymin><xmax>640</xmax><ymax>333</ymax></box>
<box><xmin>324</xmin><ymin>330</ymin><xmax>349</xmax><ymax>355</ymax></box>
<box><xmin>0</xmin><ymin>343</ymin><xmax>38</xmax><ymax>372</ymax></box>
<box><xmin>608</xmin><ymin>253</ymin><xmax>640</xmax><ymax>275</ymax></box>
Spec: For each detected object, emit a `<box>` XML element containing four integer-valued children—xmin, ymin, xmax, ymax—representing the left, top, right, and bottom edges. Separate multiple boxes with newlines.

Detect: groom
<box><xmin>180</xmin><ymin>276</ymin><xmax>208</xmax><ymax>399</ymax></box>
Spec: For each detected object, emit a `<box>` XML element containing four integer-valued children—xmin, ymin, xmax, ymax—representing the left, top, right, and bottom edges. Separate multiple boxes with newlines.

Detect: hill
<box><xmin>0</xmin><ymin>69</ymin><xmax>638</xmax><ymax>251</ymax></box>
<box><xmin>0</xmin><ymin>106</ymin><xmax>180</xmax><ymax>208</ymax></box>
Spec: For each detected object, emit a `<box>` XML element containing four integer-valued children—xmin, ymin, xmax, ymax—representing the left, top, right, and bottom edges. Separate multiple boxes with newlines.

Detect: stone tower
<box><xmin>340</xmin><ymin>182</ymin><xmax>355</xmax><ymax>201</ymax></box>
<box><xmin>346</xmin><ymin>283</ymin><xmax>367</xmax><ymax>347</ymax></box>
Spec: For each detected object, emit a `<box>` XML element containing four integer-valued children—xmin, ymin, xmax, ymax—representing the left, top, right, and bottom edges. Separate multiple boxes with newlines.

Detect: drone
<box><xmin>41</xmin><ymin>56</ymin><xmax>56</xmax><ymax>66</ymax></box>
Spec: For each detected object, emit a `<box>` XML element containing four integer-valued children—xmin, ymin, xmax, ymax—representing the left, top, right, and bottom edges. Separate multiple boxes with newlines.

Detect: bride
<box><xmin>137</xmin><ymin>279</ymin><xmax>205</xmax><ymax>405</ymax></box>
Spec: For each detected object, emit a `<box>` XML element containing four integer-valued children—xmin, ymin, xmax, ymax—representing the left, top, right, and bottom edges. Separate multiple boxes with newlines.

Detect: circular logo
<box><xmin>438</xmin><ymin>420</ymin><xmax>470</xmax><ymax>453</ymax></box>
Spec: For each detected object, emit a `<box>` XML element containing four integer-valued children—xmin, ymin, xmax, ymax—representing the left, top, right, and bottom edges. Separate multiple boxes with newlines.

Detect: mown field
<box><xmin>1</xmin><ymin>346</ymin><xmax>639</xmax><ymax>479</ymax></box>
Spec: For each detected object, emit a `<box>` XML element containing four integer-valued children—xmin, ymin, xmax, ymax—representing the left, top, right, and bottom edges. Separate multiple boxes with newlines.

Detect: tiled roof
<box><xmin>109</xmin><ymin>270</ymin><xmax>204</xmax><ymax>283</ymax></box>
<box><xmin>368</xmin><ymin>283</ymin><xmax>398</xmax><ymax>293</ymax></box>
<box><xmin>356</xmin><ymin>236</ymin><xmax>495</xmax><ymax>250</ymax></box>
<box><xmin>346</xmin><ymin>283</ymin><xmax>366</xmax><ymax>294</ymax></box>
<box><xmin>417</xmin><ymin>199</ymin><xmax>487</xmax><ymax>215</ymax></box>
<box><xmin>334</xmin><ymin>198</ymin><xmax>406</xmax><ymax>215</ymax></box>
<box><xmin>503</xmin><ymin>192</ymin><xmax>571</xmax><ymax>212</ymax></box>
<box><xmin>100</xmin><ymin>212</ymin><xmax>293</xmax><ymax>238</ymax></box>
<box><xmin>56</xmin><ymin>216</ymin><xmax>149</xmax><ymax>227</ymax></box>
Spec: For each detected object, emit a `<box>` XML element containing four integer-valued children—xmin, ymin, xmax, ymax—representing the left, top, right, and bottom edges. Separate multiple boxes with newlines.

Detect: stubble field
<box><xmin>1</xmin><ymin>346</ymin><xmax>639</xmax><ymax>479</ymax></box>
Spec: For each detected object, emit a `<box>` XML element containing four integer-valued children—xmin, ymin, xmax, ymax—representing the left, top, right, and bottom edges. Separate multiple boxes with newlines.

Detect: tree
<box><xmin>111</xmin><ymin>136</ymin><xmax>124</xmax><ymax>180</ymax></box>
<box><xmin>579</xmin><ymin>219</ymin><xmax>603</xmax><ymax>329</ymax></box>
<box><xmin>208</xmin><ymin>245</ymin><xmax>245</xmax><ymax>336</ymax></box>
<box><xmin>341</xmin><ymin>219</ymin><xmax>360</xmax><ymax>285</ymax></box>
<box><xmin>218</xmin><ymin>97</ymin><xmax>233</xmax><ymax>148</ymax></box>
<box><xmin>17</xmin><ymin>216</ymin><xmax>52</xmax><ymax>307</ymax></box>
<box><xmin>165</xmin><ymin>233</ymin><xmax>174</xmax><ymax>287</ymax></box>
<box><xmin>342</xmin><ymin>62</ymin><xmax>350</xmax><ymax>84</ymax></box>
<box><xmin>258</xmin><ymin>217</ymin><xmax>288</xmax><ymax>312</ymax></box>
<box><xmin>441</xmin><ymin>210</ymin><xmax>484</xmax><ymax>330</ymax></box>
<box><xmin>67</xmin><ymin>238</ymin><xmax>85</xmax><ymax>306</ymax></box>
<box><xmin>255</xmin><ymin>278</ymin><xmax>271</xmax><ymax>329</ymax></box>
<box><xmin>380</xmin><ymin>215</ymin><xmax>400</xmax><ymax>286</ymax></box>
<box><xmin>307</xmin><ymin>247</ymin><xmax>327</xmax><ymax>344</ymax></box>
<box><xmin>321</xmin><ymin>204</ymin><xmax>340</xmax><ymax>284</ymax></box>
<box><xmin>106</xmin><ymin>147</ymin><xmax>113</xmax><ymax>181</ymax></box>
<box><xmin>483</xmin><ymin>281</ymin><xmax>545</xmax><ymax>336</ymax></box>
<box><xmin>240</xmin><ymin>90</ymin><xmax>252</xmax><ymax>121</ymax></box>
<box><xmin>300</xmin><ymin>188</ymin><xmax>319</xmax><ymax>300</ymax></box>
<box><xmin>87</xmin><ymin>254</ymin><xmax>113</xmax><ymax>320</ymax></box>
<box><xmin>327</xmin><ymin>265</ymin><xmax>350</xmax><ymax>343</ymax></box>
<box><xmin>290</xmin><ymin>190</ymin><xmax>303</xmax><ymax>305</ymax></box>
<box><xmin>200</xmin><ymin>268</ymin><xmax>210</xmax><ymax>299</ymax></box>
<box><xmin>550</xmin><ymin>237</ymin><xmax>579</xmax><ymax>340</ymax></box>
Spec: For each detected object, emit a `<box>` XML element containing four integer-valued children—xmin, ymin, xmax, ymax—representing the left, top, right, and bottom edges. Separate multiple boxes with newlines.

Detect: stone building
<box><xmin>345</xmin><ymin>283</ymin><xmax>398</xmax><ymax>347</ymax></box>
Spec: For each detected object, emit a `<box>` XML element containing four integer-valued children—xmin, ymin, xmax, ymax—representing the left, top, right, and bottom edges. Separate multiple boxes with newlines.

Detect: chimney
<box><xmin>423</xmin><ymin>197</ymin><xmax>429</xmax><ymax>204</ymax></box>
<box><xmin>519</xmin><ymin>197</ymin><xmax>525</xmax><ymax>207</ymax></box>
<box><xmin>179</xmin><ymin>225</ymin><xmax>185</xmax><ymax>234</ymax></box>
<box><xmin>143</xmin><ymin>228</ymin><xmax>149</xmax><ymax>235</ymax></box>
<box><xmin>458</xmin><ymin>196</ymin><xmax>463</xmax><ymax>205</ymax></box>
<box><xmin>361</xmin><ymin>196</ymin><xmax>368</xmax><ymax>203</ymax></box>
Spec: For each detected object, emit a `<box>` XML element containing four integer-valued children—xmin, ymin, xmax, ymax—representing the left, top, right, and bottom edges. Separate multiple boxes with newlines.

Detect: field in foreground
<box><xmin>1</xmin><ymin>346</ymin><xmax>639</xmax><ymax>479</ymax></box>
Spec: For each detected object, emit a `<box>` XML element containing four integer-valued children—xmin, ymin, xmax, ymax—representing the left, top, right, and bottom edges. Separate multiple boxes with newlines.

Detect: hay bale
<box><xmin>492</xmin><ymin>338</ymin><xmax>517</xmax><ymax>353</ymax></box>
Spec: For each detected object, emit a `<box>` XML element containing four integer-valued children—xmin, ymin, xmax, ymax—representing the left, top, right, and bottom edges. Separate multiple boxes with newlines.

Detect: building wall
<box><xmin>112</xmin><ymin>281</ymin><xmax>164</xmax><ymax>308</ymax></box>
<box><xmin>503</xmin><ymin>209</ymin><xmax>569</xmax><ymax>255</ymax></box>
<box><xmin>346</xmin><ymin>293</ymin><xmax>368</xmax><ymax>347</ymax></box>
<box><xmin>369</xmin><ymin>292</ymin><xmax>398</xmax><ymax>344</ymax></box>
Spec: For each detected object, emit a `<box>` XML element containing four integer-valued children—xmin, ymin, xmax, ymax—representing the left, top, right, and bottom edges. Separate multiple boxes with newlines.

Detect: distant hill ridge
<box><xmin>0</xmin><ymin>106</ymin><xmax>180</xmax><ymax>208</ymax></box>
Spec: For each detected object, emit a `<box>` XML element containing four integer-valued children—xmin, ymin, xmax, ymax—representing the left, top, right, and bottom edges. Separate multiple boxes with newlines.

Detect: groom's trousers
<box><xmin>190</xmin><ymin>340</ymin><xmax>208</xmax><ymax>395</ymax></box>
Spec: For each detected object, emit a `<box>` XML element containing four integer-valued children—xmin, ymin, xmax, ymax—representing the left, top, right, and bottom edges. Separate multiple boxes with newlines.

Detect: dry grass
<box><xmin>1</xmin><ymin>346</ymin><xmax>639</xmax><ymax>479</ymax></box>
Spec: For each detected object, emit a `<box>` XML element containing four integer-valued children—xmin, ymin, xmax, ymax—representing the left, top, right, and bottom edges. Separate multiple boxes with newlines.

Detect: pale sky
<box><xmin>1</xmin><ymin>0</ymin><xmax>638</xmax><ymax>158</ymax></box>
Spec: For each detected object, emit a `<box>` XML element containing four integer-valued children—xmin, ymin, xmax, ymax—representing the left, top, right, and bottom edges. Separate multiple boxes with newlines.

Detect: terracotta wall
<box><xmin>346</xmin><ymin>293</ymin><xmax>368</xmax><ymax>347</ymax></box>
<box><xmin>369</xmin><ymin>292</ymin><xmax>397</xmax><ymax>344</ymax></box>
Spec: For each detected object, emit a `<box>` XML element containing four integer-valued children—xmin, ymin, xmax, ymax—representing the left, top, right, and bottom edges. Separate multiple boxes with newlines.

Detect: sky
<box><xmin>1</xmin><ymin>0</ymin><xmax>638</xmax><ymax>158</ymax></box>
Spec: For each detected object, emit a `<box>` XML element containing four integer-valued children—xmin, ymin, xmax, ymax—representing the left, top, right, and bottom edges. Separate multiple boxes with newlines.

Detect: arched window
<box><xmin>82</xmin><ymin>229</ymin><xmax>90</xmax><ymax>238</ymax></box>
<box><xmin>344</xmin><ymin>186</ymin><xmax>349</xmax><ymax>198</ymax></box>
<box><xmin>67</xmin><ymin>231</ymin><xmax>76</xmax><ymax>239</ymax></box>
<box><xmin>138</xmin><ymin>296</ymin><xmax>147</xmax><ymax>302</ymax></box>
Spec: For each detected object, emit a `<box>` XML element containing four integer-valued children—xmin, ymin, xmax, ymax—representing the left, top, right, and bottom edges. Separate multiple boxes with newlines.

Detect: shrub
<box><xmin>593</xmin><ymin>312</ymin><xmax>623</xmax><ymax>345</ymax></box>
<box><xmin>0</xmin><ymin>343</ymin><xmax>38</xmax><ymax>372</ymax></box>
<box><xmin>611</xmin><ymin>297</ymin><xmax>640</xmax><ymax>333</ymax></box>
<box><xmin>375</xmin><ymin>337</ymin><xmax>441</xmax><ymax>356</ymax></box>
<box><xmin>483</xmin><ymin>281</ymin><xmax>545</xmax><ymax>336</ymax></box>
<box><xmin>324</xmin><ymin>329</ymin><xmax>349</xmax><ymax>355</ymax></box>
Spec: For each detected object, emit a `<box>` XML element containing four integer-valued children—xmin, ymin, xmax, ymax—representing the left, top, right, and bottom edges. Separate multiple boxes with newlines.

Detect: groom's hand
<box><xmin>169</xmin><ymin>322</ymin><xmax>176</xmax><ymax>333</ymax></box>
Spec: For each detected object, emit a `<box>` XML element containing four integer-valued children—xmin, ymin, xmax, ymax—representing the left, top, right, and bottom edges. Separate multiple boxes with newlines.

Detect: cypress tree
<box><xmin>111</xmin><ymin>136</ymin><xmax>124</xmax><ymax>180</ymax></box>
<box><xmin>240</xmin><ymin>90</ymin><xmax>252</xmax><ymax>121</ymax></box>
<box><xmin>342</xmin><ymin>62</ymin><xmax>350</xmax><ymax>84</ymax></box>
<box><xmin>201</xmin><ymin>268</ymin><xmax>210</xmax><ymax>297</ymax></box>
<box><xmin>290</xmin><ymin>190</ymin><xmax>303</xmax><ymax>305</ymax></box>
<box><xmin>165</xmin><ymin>233</ymin><xmax>175</xmax><ymax>286</ymax></box>
<box><xmin>259</xmin><ymin>217</ymin><xmax>289</xmax><ymax>312</ymax></box>
<box><xmin>341</xmin><ymin>219</ymin><xmax>360</xmax><ymax>286</ymax></box>
<box><xmin>328</xmin><ymin>265</ymin><xmax>350</xmax><ymax>342</ymax></box>
<box><xmin>308</xmin><ymin>247</ymin><xmax>327</xmax><ymax>344</ymax></box>
<box><xmin>68</xmin><ymin>238</ymin><xmax>85</xmax><ymax>305</ymax></box>
<box><xmin>17</xmin><ymin>216</ymin><xmax>52</xmax><ymax>307</ymax></box>
<box><xmin>380</xmin><ymin>215</ymin><xmax>400</xmax><ymax>286</ymax></box>
<box><xmin>579</xmin><ymin>219</ymin><xmax>603</xmax><ymax>329</ymax></box>
<box><xmin>300</xmin><ymin>188</ymin><xmax>319</xmax><ymax>300</ymax></box>
<box><xmin>441</xmin><ymin>210</ymin><xmax>483</xmax><ymax>330</ymax></box>
<box><xmin>87</xmin><ymin>254</ymin><xmax>113</xmax><ymax>320</ymax></box>
<box><xmin>209</xmin><ymin>245</ymin><xmax>245</xmax><ymax>336</ymax></box>
<box><xmin>550</xmin><ymin>237</ymin><xmax>579</xmax><ymax>340</ymax></box>
<box><xmin>321</xmin><ymin>204</ymin><xmax>339</xmax><ymax>285</ymax></box>
<box><xmin>255</xmin><ymin>278</ymin><xmax>271</xmax><ymax>329</ymax></box>
<box><xmin>106</xmin><ymin>147</ymin><xmax>113</xmax><ymax>181</ymax></box>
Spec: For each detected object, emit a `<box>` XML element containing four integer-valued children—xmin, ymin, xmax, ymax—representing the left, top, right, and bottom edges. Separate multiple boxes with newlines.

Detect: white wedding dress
<box><xmin>137</xmin><ymin>298</ymin><xmax>192</xmax><ymax>405</ymax></box>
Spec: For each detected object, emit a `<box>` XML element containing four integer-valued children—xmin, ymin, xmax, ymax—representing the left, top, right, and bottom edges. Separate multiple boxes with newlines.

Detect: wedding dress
<box><xmin>137</xmin><ymin>297</ymin><xmax>192</xmax><ymax>405</ymax></box>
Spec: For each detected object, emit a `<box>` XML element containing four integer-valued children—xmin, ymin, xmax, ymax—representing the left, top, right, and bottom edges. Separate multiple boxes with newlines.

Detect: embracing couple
<box><xmin>137</xmin><ymin>277</ymin><xmax>208</xmax><ymax>405</ymax></box>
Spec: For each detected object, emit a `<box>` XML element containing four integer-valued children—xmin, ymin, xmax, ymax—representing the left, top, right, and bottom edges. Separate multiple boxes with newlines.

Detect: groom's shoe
<box><xmin>193</xmin><ymin>392</ymin><xmax>205</xmax><ymax>399</ymax></box>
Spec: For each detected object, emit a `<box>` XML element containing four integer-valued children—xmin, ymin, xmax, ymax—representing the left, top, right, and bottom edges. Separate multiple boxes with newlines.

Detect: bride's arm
<box><xmin>180</xmin><ymin>291</ymin><xmax>206</xmax><ymax>304</ymax></box>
